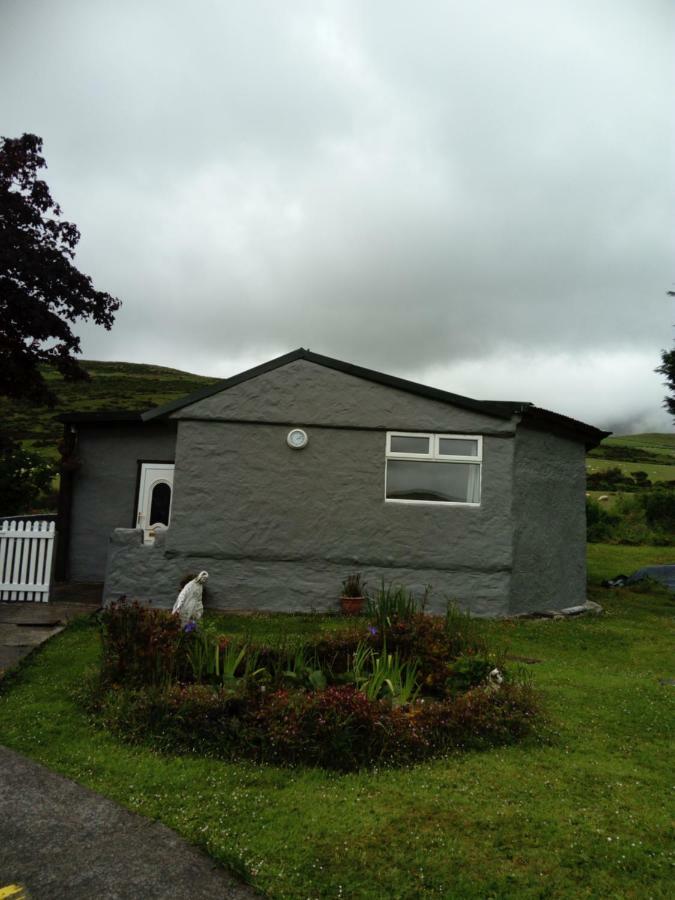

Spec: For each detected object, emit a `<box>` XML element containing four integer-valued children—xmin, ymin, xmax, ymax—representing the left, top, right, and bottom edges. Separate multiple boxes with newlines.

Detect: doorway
<box><xmin>136</xmin><ymin>463</ymin><xmax>174</xmax><ymax>542</ymax></box>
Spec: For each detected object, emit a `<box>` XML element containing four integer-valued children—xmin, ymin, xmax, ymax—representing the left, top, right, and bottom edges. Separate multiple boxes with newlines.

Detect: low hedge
<box><xmin>90</xmin><ymin>597</ymin><xmax>542</xmax><ymax>771</ymax></box>
<box><xmin>90</xmin><ymin>679</ymin><xmax>541</xmax><ymax>771</ymax></box>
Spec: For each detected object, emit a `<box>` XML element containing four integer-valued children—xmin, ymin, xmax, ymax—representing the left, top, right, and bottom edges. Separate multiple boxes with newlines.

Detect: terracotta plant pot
<box><xmin>340</xmin><ymin>596</ymin><xmax>365</xmax><ymax>616</ymax></box>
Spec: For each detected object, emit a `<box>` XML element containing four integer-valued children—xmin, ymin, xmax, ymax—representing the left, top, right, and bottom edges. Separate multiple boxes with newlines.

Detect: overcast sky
<box><xmin>1</xmin><ymin>0</ymin><xmax>673</xmax><ymax>432</ymax></box>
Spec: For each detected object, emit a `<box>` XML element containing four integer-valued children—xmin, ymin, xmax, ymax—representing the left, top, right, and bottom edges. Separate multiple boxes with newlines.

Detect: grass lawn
<box><xmin>0</xmin><ymin>547</ymin><xmax>673</xmax><ymax>899</ymax></box>
<box><xmin>586</xmin><ymin>544</ymin><xmax>675</xmax><ymax>584</ymax></box>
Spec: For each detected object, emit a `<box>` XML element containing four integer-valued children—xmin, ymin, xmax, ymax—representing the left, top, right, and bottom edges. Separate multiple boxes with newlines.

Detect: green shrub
<box><xmin>95</xmin><ymin>682</ymin><xmax>250</xmax><ymax>754</ymax></box>
<box><xmin>0</xmin><ymin>432</ymin><xmax>55</xmax><ymax>514</ymax></box>
<box><xmin>92</xmin><ymin>601</ymin><xmax>541</xmax><ymax>770</ymax></box>
<box><xmin>586</xmin><ymin>492</ymin><xmax>675</xmax><ymax>546</ymax></box>
<box><xmin>642</xmin><ymin>487</ymin><xmax>675</xmax><ymax>534</ymax></box>
<box><xmin>586</xmin><ymin>497</ymin><xmax>620</xmax><ymax>542</ymax></box>
<box><xmin>445</xmin><ymin>656</ymin><xmax>495</xmax><ymax>695</ymax></box>
<box><xmin>612</xmin><ymin>494</ymin><xmax>655</xmax><ymax>545</ymax></box>
<box><xmin>99</xmin><ymin>600</ymin><xmax>187</xmax><ymax>687</ymax></box>
<box><xmin>586</xmin><ymin>467</ymin><xmax>636</xmax><ymax>492</ymax></box>
<box><xmin>94</xmin><ymin>680</ymin><xmax>540</xmax><ymax>771</ymax></box>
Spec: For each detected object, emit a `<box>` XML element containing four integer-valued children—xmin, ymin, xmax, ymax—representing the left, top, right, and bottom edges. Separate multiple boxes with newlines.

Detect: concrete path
<box><xmin>0</xmin><ymin>746</ymin><xmax>259</xmax><ymax>899</ymax></box>
<box><xmin>0</xmin><ymin>597</ymin><xmax>99</xmax><ymax>673</ymax></box>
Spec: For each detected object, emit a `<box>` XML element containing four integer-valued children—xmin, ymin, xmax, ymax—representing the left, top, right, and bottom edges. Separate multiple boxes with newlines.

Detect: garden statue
<box><xmin>486</xmin><ymin>668</ymin><xmax>504</xmax><ymax>692</ymax></box>
<box><xmin>172</xmin><ymin>571</ymin><xmax>209</xmax><ymax>625</ymax></box>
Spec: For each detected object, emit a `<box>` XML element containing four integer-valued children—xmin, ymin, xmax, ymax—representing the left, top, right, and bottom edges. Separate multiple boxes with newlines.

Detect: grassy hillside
<box><xmin>599</xmin><ymin>432</ymin><xmax>675</xmax><ymax>455</ymax></box>
<box><xmin>0</xmin><ymin>360</ymin><xmax>218</xmax><ymax>462</ymax></box>
<box><xmin>587</xmin><ymin>433</ymin><xmax>675</xmax><ymax>483</ymax></box>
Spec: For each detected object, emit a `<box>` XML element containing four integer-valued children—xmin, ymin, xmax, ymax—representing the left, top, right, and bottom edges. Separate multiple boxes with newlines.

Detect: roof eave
<box><xmin>57</xmin><ymin>411</ymin><xmax>145</xmax><ymax>425</ymax></box>
<box><xmin>522</xmin><ymin>407</ymin><xmax>611</xmax><ymax>450</ymax></box>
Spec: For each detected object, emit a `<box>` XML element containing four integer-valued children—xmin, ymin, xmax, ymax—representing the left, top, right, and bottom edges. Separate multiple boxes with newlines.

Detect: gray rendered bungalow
<box><xmin>57</xmin><ymin>349</ymin><xmax>608</xmax><ymax>616</ymax></box>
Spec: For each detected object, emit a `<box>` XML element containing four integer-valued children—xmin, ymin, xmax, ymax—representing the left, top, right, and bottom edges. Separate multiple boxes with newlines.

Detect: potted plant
<box><xmin>340</xmin><ymin>573</ymin><xmax>367</xmax><ymax>616</ymax></box>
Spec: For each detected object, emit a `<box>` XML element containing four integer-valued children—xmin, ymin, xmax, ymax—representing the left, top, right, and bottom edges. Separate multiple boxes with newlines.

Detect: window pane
<box><xmin>438</xmin><ymin>438</ymin><xmax>478</xmax><ymax>457</ymax></box>
<box><xmin>149</xmin><ymin>482</ymin><xmax>172</xmax><ymax>525</ymax></box>
<box><xmin>390</xmin><ymin>435</ymin><xmax>430</xmax><ymax>454</ymax></box>
<box><xmin>386</xmin><ymin>460</ymin><xmax>480</xmax><ymax>503</ymax></box>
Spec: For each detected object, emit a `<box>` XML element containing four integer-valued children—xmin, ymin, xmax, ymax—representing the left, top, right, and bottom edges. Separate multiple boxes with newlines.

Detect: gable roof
<box><xmin>138</xmin><ymin>347</ymin><xmax>608</xmax><ymax>448</ymax></box>
<box><xmin>60</xmin><ymin>348</ymin><xmax>609</xmax><ymax>448</ymax></box>
<box><xmin>141</xmin><ymin>347</ymin><xmax>530</xmax><ymax>422</ymax></box>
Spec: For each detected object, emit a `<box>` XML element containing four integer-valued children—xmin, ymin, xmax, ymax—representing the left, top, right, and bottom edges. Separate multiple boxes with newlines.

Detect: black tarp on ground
<box><xmin>602</xmin><ymin>565</ymin><xmax>675</xmax><ymax>590</ymax></box>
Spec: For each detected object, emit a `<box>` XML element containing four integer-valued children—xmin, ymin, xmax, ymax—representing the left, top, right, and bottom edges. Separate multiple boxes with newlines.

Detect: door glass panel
<box><xmin>149</xmin><ymin>481</ymin><xmax>171</xmax><ymax>525</ymax></box>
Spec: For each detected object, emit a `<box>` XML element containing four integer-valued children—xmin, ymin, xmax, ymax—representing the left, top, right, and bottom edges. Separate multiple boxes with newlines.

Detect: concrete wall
<box><xmin>69</xmin><ymin>422</ymin><xmax>176</xmax><ymax>582</ymax></box>
<box><xmin>509</xmin><ymin>425</ymin><xmax>587</xmax><ymax>612</ymax></box>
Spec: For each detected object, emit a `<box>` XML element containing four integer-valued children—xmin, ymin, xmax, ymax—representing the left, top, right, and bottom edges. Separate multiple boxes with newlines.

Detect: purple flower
<box><xmin>183</xmin><ymin>621</ymin><xmax>197</xmax><ymax>633</ymax></box>
<box><xmin>368</xmin><ymin>626</ymin><xmax>378</xmax><ymax>636</ymax></box>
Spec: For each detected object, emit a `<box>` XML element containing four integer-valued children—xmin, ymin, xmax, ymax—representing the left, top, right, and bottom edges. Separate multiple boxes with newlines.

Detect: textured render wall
<box><xmin>103</xmin><ymin>528</ymin><xmax>179</xmax><ymax>604</ymax></box>
<box><xmin>509</xmin><ymin>426</ymin><xmax>587</xmax><ymax>612</ymax></box>
<box><xmin>69</xmin><ymin>423</ymin><xmax>176</xmax><ymax>582</ymax></box>
<box><xmin>134</xmin><ymin>416</ymin><xmax>517</xmax><ymax>615</ymax></box>
<box><xmin>102</xmin><ymin>360</ymin><xmax>530</xmax><ymax>614</ymax></box>
<box><xmin>171</xmin><ymin>358</ymin><xmax>516</xmax><ymax>434</ymax></box>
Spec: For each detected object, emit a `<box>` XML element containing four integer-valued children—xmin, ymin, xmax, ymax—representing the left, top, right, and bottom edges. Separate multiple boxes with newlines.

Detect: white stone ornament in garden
<box><xmin>486</xmin><ymin>668</ymin><xmax>504</xmax><ymax>692</ymax></box>
<box><xmin>172</xmin><ymin>571</ymin><xmax>209</xmax><ymax>625</ymax></box>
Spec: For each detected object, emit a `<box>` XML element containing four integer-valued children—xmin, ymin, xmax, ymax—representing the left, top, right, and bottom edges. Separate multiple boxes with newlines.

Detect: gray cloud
<box><xmin>1</xmin><ymin>0</ymin><xmax>672</xmax><ymax>430</ymax></box>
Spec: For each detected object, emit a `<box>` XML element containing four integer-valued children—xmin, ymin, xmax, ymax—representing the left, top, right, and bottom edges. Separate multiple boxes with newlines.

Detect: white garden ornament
<box><xmin>172</xmin><ymin>571</ymin><xmax>209</xmax><ymax>625</ymax></box>
<box><xmin>486</xmin><ymin>668</ymin><xmax>504</xmax><ymax>692</ymax></box>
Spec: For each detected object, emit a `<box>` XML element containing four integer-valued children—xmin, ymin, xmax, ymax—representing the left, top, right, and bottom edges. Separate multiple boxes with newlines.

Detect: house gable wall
<box><xmin>170</xmin><ymin>359</ymin><xmax>517</xmax><ymax>434</ymax></box>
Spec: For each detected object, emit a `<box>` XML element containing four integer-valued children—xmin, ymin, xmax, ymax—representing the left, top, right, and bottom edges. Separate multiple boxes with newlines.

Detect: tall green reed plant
<box><xmin>366</xmin><ymin>580</ymin><xmax>427</xmax><ymax>631</ymax></box>
<box><xmin>444</xmin><ymin>600</ymin><xmax>488</xmax><ymax>657</ymax></box>
<box><xmin>349</xmin><ymin>641</ymin><xmax>421</xmax><ymax>706</ymax></box>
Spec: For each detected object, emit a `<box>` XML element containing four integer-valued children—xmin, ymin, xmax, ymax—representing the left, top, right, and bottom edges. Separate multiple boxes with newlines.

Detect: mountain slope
<box><xmin>0</xmin><ymin>360</ymin><xmax>218</xmax><ymax>461</ymax></box>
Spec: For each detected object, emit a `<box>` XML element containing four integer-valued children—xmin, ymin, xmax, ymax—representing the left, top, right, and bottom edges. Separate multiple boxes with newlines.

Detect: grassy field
<box><xmin>586</xmin><ymin>433</ymin><xmax>675</xmax><ymax>484</ymax></box>
<box><xmin>0</xmin><ymin>545</ymin><xmax>673</xmax><ymax>899</ymax></box>
<box><xmin>0</xmin><ymin>360</ymin><xmax>217</xmax><ymax>462</ymax></box>
<box><xmin>599</xmin><ymin>433</ymin><xmax>675</xmax><ymax>457</ymax></box>
<box><xmin>586</xmin><ymin>543</ymin><xmax>674</xmax><ymax>582</ymax></box>
<box><xmin>586</xmin><ymin>459</ymin><xmax>675</xmax><ymax>483</ymax></box>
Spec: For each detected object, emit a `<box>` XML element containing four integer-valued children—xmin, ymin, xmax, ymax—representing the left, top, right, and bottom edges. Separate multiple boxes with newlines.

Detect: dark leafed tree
<box><xmin>0</xmin><ymin>133</ymin><xmax>121</xmax><ymax>407</ymax></box>
<box><xmin>657</xmin><ymin>291</ymin><xmax>675</xmax><ymax>423</ymax></box>
<box><xmin>656</xmin><ymin>345</ymin><xmax>675</xmax><ymax>422</ymax></box>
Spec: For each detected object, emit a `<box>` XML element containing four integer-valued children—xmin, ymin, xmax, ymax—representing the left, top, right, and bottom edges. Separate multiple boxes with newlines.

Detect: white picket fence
<box><xmin>0</xmin><ymin>520</ymin><xmax>56</xmax><ymax>602</ymax></box>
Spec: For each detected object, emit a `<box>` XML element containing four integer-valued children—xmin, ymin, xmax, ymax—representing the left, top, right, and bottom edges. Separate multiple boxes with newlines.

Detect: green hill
<box><xmin>587</xmin><ymin>432</ymin><xmax>675</xmax><ymax>484</ymax></box>
<box><xmin>0</xmin><ymin>360</ymin><xmax>218</xmax><ymax>462</ymax></box>
<box><xmin>600</xmin><ymin>432</ymin><xmax>675</xmax><ymax>455</ymax></box>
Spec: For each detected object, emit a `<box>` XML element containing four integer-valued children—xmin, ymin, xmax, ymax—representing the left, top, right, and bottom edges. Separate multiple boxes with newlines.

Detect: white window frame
<box><xmin>384</xmin><ymin>432</ymin><xmax>482</xmax><ymax>507</ymax></box>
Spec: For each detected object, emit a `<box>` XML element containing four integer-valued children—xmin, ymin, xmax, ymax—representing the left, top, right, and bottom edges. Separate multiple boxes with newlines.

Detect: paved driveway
<box><xmin>0</xmin><ymin>597</ymin><xmax>98</xmax><ymax>672</ymax></box>
<box><xmin>0</xmin><ymin>746</ymin><xmax>258</xmax><ymax>899</ymax></box>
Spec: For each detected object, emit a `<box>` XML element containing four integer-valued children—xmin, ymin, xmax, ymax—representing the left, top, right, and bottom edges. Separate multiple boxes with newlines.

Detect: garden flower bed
<box><xmin>88</xmin><ymin>587</ymin><xmax>541</xmax><ymax>771</ymax></box>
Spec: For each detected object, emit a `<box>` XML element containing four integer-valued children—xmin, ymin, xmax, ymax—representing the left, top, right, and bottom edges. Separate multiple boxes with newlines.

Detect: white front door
<box><xmin>137</xmin><ymin>463</ymin><xmax>174</xmax><ymax>542</ymax></box>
